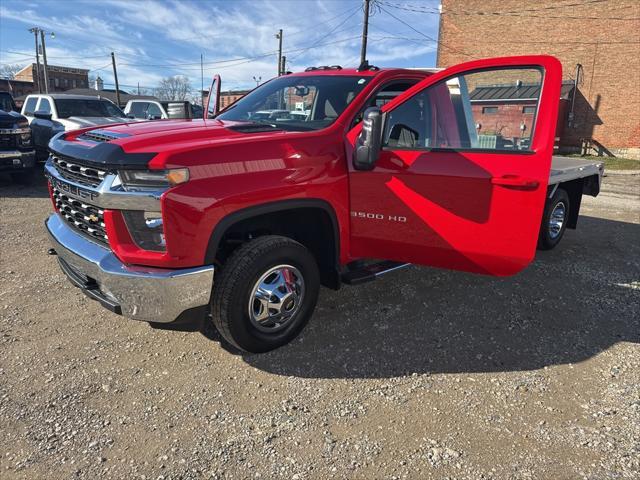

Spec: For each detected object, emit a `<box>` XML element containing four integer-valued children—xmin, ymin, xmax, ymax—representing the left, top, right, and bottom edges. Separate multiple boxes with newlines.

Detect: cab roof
<box><xmin>287</xmin><ymin>66</ymin><xmax>435</xmax><ymax>77</ymax></box>
<box><xmin>26</xmin><ymin>93</ymin><xmax>113</xmax><ymax>101</ymax></box>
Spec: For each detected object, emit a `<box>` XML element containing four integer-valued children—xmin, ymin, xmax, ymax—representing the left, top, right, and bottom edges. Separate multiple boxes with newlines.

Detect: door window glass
<box><xmin>38</xmin><ymin>98</ymin><xmax>52</xmax><ymax>114</ymax></box>
<box><xmin>24</xmin><ymin>97</ymin><xmax>38</xmax><ymax>115</ymax></box>
<box><xmin>383</xmin><ymin>68</ymin><xmax>542</xmax><ymax>151</ymax></box>
<box><xmin>352</xmin><ymin>79</ymin><xmax>420</xmax><ymax>128</ymax></box>
<box><xmin>129</xmin><ymin>102</ymin><xmax>149</xmax><ymax>118</ymax></box>
<box><xmin>146</xmin><ymin>102</ymin><xmax>163</xmax><ymax>118</ymax></box>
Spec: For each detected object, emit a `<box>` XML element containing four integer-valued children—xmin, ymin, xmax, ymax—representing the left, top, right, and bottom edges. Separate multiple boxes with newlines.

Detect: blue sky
<box><xmin>0</xmin><ymin>0</ymin><xmax>441</xmax><ymax>95</ymax></box>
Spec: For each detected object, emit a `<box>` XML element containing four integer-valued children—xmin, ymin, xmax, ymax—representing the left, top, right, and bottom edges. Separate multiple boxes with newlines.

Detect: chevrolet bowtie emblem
<box><xmin>88</xmin><ymin>214</ymin><xmax>99</xmax><ymax>222</ymax></box>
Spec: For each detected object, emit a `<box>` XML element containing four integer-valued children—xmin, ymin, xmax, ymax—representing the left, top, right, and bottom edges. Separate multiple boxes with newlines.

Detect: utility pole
<box><xmin>280</xmin><ymin>56</ymin><xmax>286</xmax><ymax>75</ymax></box>
<box><xmin>359</xmin><ymin>0</ymin><xmax>371</xmax><ymax>69</ymax></box>
<box><xmin>276</xmin><ymin>29</ymin><xmax>283</xmax><ymax>76</ymax></box>
<box><xmin>29</xmin><ymin>28</ymin><xmax>42</xmax><ymax>93</ymax></box>
<box><xmin>111</xmin><ymin>52</ymin><xmax>121</xmax><ymax>107</ymax></box>
<box><xmin>39</xmin><ymin>30</ymin><xmax>50</xmax><ymax>93</ymax></box>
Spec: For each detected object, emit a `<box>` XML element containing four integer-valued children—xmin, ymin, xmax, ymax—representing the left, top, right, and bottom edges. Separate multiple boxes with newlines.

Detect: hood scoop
<box><xmin>79</xmin><ymin>129</ymin><xmax>131</xmax><ymax>143</ymax></box>
<box><xmin>227</xmin><ymin>123</ymin><xmax>283</xmax><ymax>134</ymax></box>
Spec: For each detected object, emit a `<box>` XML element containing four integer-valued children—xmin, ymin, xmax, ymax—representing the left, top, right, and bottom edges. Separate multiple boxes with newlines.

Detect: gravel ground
<box><xmin>0</xmin><ymin>172</ymin><xmax>638</xmax><ymax>480</ymax></box>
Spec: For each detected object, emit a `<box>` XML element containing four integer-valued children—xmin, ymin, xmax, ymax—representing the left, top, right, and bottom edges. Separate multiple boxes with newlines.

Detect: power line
<box><xmin>363</xmin><ymin>31</ymin><xmax>640</xmax><ymax>46</ymax></box>
<box><xmin>382</xmin><ymin>0</ymin><xmax>613</xmax><ymax>14</ymax></box>
<box><xmin>170</xmin><ymin>4</ymin><xmax>362</xmax><ymax>43</ymax></box>
<box><xmin>379</xmin><ymin>0</ymin><xmax>640</xmax><ymax>21</ymax></box>
<box><xmin>0</xmin><ymin>49</ymin><xmax>111</xmax><ymax>60</ymax></box>
<box><xmin>89</xmin><ymin>62</ymin><xmax>114</xmax><ymax>72</ymax></box>
<box><xmin>377</xmin><ymin>4</ymin><xmax>471</xmax><ymax>57</ymax></box>
<box><xmin>287</xmin><ymin>5</ymin><xmax>362</xmax><ymax>63</ymax></box>
<box><xmin>121</xmin><ymin>34</ymin><xmax>364</xmax><ymax>72</ymax></box>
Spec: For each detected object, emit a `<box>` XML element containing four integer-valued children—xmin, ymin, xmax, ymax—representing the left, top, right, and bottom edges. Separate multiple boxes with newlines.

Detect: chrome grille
<box><xmin>51</xmin><ymin>155</ymin><xmax>107</xmax><ymax>187</ymax></box>
<box><xmin>52</xmin><ymin>188</ymin><xmax>108</xmax><ymax>244</ymax></box>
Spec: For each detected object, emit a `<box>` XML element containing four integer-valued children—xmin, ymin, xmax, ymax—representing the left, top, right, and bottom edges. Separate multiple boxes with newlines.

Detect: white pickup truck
<box><xmin>123</xmin><ymin>100</ymin><xmax>202</xmax><ymax>121</ymax></box>
<box><xmin>21</xmin><ymin>94</ymin><xmax>127</xmax><ymax>160</ymax></box>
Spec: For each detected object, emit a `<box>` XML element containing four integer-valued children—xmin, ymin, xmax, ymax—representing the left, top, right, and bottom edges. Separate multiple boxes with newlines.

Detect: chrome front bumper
<box><xmin>46</xmin><ymin>214</ymin><xmax>214</xmax><ymax>323</ymax></box>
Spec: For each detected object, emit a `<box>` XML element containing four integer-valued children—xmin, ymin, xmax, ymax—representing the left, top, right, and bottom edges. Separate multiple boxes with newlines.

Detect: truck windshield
<box><xmin>54</xmin><ymin>99</ymin><xmax>124</xmax><ymax>119</ymax></box>
<box><xmin>216</xmin><ymin>75</ymin><xmax>371</xmax><ymax>131</ymax></box>
<box><xmin>0</xmin><ymin>93</ymin><xmax>15</xmax><ymax>112</ymax></box>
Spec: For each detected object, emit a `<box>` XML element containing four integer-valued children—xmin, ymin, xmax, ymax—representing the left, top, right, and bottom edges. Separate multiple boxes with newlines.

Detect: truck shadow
<box><xmin>0</xmin><ymin>170</ymin><xmax>50</xmax><ymax>198</ymax></box>
<box><xmin>240</xmin><ymin>216</ymin><xmax>640</xmax><ymax>378</ymax></box>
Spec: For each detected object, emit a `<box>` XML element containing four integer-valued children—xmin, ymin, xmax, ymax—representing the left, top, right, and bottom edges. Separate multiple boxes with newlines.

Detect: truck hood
<box><xmin>77</xmin><ymin>119</ymin><xmax>288</xmax><ymax>154</ymax></box>
<box><xmin>0</xmin><ymin>109</ymin><xmax>28</xmax><ymax>129</ymax></box>
<box><xmin>51</xmin><ymin>119</ymin><xmax>290</xmax><ymax>169</ymax></box>
<box><xmin>100</xmin><ymin>118</ymin><xmax>244</xmax><ymax>138</ymax></box>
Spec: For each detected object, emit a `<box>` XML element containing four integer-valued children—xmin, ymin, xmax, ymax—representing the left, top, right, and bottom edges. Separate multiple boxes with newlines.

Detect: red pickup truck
<box><xmin>45</xmin><ymin>55</ymin><xmax>603</xmax><ymax>352</ymax></box>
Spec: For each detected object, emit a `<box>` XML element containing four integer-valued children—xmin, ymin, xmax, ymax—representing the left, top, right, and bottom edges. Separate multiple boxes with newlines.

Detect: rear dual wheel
<box><xmin>210</xmin><ymin>235</ymin><xmax>320</xmax><ymax>353</ymax></box>
<box><xmin>538</xmin><ymin>188</ymin><xmax>570</xmax><ymax>250</ymax></box>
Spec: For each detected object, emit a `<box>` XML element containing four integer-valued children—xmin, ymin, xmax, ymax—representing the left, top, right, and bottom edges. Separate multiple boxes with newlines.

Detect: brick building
<box><xmin>219</xmin><ymin>89</ymin><xmax>250</xmax><ymax>109</ymax></box>
<box><xmin>437</xmin><ymin>0</ymin><xmax>640</xmax><ymax>158</ymax></box>
<box><xmin>14</xmin><ymin>63</ymin><xmax>90</xmax><ymax>93</ymax></box>
<box><xmin>0</xmin><ymin>78</ymin><xmax>36</xmax><ymax>99</ymax></box>
<box><xmin>201</xmin><ymin>89</ymin><xmax>250</xmax><ymax>112</ymax></box>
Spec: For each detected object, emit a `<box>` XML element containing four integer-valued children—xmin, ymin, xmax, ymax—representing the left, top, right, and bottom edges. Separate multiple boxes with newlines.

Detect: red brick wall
<box><xmin>15</xmin><ymin>64</ymin><xmax>89</xmax><ymax>93</ymax></box>
<box><xmin>471</xmin><ymin>102</ymin><xmax>536</xmax><ymax>139</ymax></box>
<box><xmin>438</xmin><ymin>0</ymin><xmax>640</xmax><ymax>158</ymax></box>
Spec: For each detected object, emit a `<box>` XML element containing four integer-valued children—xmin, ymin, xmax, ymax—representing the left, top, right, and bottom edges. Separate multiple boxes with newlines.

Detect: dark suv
<box><xmin>0</xmin><ymin>92</ymin><xmax>36</xmax><ymax>182</ymax></box>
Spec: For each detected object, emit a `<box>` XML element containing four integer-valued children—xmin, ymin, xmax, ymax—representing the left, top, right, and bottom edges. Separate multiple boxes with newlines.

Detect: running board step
<box><xmin>341</xmin><ymin>261</ymin><xmax>410</xmax><ymax>285</ymax></box>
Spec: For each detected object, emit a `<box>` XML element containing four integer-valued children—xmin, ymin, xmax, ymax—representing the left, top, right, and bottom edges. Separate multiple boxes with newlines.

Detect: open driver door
<box><xmin>347</xmin><ymin>55</ymin><xmax>562</xmax><ymax>276</ymax></box>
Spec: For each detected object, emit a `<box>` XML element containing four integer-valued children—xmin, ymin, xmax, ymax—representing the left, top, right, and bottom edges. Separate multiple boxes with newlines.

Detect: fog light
<box><xmin>122</xmin><ymin>211</ymin><xmax>166</xmax><ymax>252</ymax></box>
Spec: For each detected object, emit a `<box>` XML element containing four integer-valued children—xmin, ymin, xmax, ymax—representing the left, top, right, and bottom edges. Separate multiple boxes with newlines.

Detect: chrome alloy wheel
<box><xmin>248</xmin><ymin>265</ymin><xmax>305</xmax><ymax>332</ymax></box>
<box><xmin>549</xmin><ymin>201</ymin><xmax>566</xmax><ymax>239</ymax></box>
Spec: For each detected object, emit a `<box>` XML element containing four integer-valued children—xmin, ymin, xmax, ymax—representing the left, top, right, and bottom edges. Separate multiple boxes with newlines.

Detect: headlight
<box><xmin>118</xmin><ymin>168</ymin><xmax>189</xmax><ymax>192</ymax></box>
<box><xmin>122</xmin><ymin>211</ymin><xmax>166</xmax><ymax>251</ymax></box>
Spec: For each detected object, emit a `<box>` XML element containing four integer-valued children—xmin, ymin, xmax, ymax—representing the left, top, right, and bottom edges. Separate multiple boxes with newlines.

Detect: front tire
<box><xmin>538</xmin><ymin>188</ymin><xmax>570</xmax><ymax>250</ymax></box>
<box><xmin>210</xmin><ymin>235</ymin><xmax>320</xmax><ymax>353</ymax></box>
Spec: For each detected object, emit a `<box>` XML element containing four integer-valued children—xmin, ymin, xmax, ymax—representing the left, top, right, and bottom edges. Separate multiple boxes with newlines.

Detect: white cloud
<box><xmin>1</xmin><ymin>0</ymin><xmax>442</xmax><ymax>91</ymax></box>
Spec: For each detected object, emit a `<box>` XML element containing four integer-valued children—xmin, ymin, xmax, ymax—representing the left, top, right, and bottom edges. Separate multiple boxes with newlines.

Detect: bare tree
<box><xmin>137</xmin><ymin>87</ymin><xmax>154</xmax><ymax>96</ymax></box>
<box><xmin>0</xmin><ymin>64</ymin><xmax>24</xmax><ymax>80</ymax></box>
<box><xmin>155</xmin><ymin>75</ymin><xmax>192</xmax><ymax>101</ymax></box>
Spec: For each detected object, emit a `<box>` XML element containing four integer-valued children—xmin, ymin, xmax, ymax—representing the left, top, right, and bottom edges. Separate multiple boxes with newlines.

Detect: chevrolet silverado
<box><xmin>44</xmin><ymin>56</ymin><xmax>603</xmax><ymax>352</ymax></box>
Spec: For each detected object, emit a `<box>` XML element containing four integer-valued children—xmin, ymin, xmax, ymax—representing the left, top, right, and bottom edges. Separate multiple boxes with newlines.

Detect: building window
<box><xmin>522</xmin><ymin>106</ymin><xmax>536</xmax><ymax>114</ymax></box>
<box><xmin>54</xmin><ymin>78</ymin><xmax>59</xmax><ymax>87</ymax></box>
<box><xmin>482</xmin><ymin>106</ymin><xmax>498</xmax><ymax>114</ymax></box>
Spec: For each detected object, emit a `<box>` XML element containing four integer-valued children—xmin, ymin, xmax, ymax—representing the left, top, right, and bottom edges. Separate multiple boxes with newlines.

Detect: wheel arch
<box><xmin>205</xmin><ymin>199</ymin><xmax>342</xmax><ymax>289</ymax></box>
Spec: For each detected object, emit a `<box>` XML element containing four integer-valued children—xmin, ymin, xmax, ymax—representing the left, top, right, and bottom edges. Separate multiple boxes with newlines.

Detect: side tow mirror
<box><xmin>34</xmin><ymin>110</ymin><xmax>52</xmax><ymax>121</ymax></box>
<box><xmin>353</xmin><ymin>107</ymin><xmax>383</xmax><ymax>171</ymax></box>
